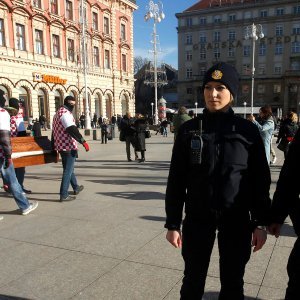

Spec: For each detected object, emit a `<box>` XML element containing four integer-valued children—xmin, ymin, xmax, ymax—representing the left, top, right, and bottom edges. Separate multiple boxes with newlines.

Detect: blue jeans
<box><xmin>1</xmin><ymin>159</ymin><xmax>30</xmax><ymax>210</ymax></box>
<box><xmin>60</xmin><ymin>150</ymin><xmax>79</xmax><ymax>198</ymax></box>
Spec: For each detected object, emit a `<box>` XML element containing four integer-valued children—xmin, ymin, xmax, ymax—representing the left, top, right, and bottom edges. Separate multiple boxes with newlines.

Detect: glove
<box><xmin>82</xmin><ymin>142</ymin><xmax>90</xmax><ymax>152</ymax></box>
<box><xmin>3</xmin><ymin>157</ymin><xmax>12</xmax><ymax>169</ymax></box>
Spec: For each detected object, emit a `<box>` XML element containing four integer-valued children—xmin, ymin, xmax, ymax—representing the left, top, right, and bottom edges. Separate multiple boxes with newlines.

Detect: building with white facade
<box><xmin>0</xmin><ymin>0</ymin><xmax>137</xmax><ymax>126</ymax></box>
<box><xmin>176</xmin><ymin>0</ymin><xmax>300</xmax><ymax>115</ymax></box>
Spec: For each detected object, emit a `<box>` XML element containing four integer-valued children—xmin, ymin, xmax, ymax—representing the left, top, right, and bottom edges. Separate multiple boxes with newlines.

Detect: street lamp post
<box><xmin>151</xmin><ymin>102</ymin><xmax>154</xmax><ymax>119</ymax></box>
<box><xmin>243</xmin><ymin>102</ymin><xmax>247</xmax><ymax>119</ymax></box>
<box><xmin>144</xmin><ymin>1</ymin><xmax>165</xmax><ymax>125</ymax></box>
<box><xmin>244</xmin><ymin>23</ymin><xmax>264</xmax><ymax>115</ymax></box>
<box><xmin>195</xmin><ymin>102</ymin><xmax>198</xmax><ymax>116</ymax></box>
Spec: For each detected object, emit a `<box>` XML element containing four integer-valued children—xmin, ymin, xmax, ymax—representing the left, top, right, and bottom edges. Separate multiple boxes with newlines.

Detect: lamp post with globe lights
<box><xmin>144</xmin><ymin>1</ymin><xmax>165</xmax><ymax>125</ymax></box>
<box><xmin>195</xmin><ymin>102</ymin><xmax>198</xmax><ymax>116</ymax></box>
<box><xmin>151</xmin><ymin>102</ymin><xmax>154</xmax><ymax>120</ymax></box>
<box><xmin>244</xmin><ymin>23</ymin><xmax>264</xmax><ymax>114</ymax></box>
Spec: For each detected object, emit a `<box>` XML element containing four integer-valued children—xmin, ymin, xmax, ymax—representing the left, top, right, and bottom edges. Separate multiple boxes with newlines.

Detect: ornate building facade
<box><xmin>0</xmin><ymin>0</ymin><xmax>137</xmax><ymax>125</ymax></box>
<box><xmin>177</xmin><ymin>0</ymin><xmax>300</xmax><ymax>115</ymax></box>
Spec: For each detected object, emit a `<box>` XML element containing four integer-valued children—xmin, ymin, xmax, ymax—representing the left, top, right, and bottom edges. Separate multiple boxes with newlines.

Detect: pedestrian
<box><xmin>119</xmin><ymin>112</ymin><xmax>138</xmax><ymax>162</ymax></box>
<box><xmin>133</xmin><ymin>113</ymin><xmax>148</xmax><ymax>163</ymax></box>
<box><xmin>39</xmin><ymin>114</ymin><xmax>47</xmax><ymax>130</ymax></box>
<box><xmin>248</xmin><ymin>105</ymin><xmax>275</xmax><ymax>164</ymax></box>
<box><xmin>160</xmin><ymin>119</ymin><xmax>169</xmax><ymax>137</ymax></box>
<box><xmin>165</xmin><ymin>62</ymin><xmax>271</xmax><ymax>299</ymax></box>
<box><xmin>276</xmin><ymin>111</ymin><xmax>299</xmax><ymax>158</ymax></box>
<box><xmin>5</xmin><ymin>97</ymin><xmax>32</xmax><ymax>194</ymax></box>
<box><xmin>100</xmin><ymin>119</ymin><xmax>108</xmax><ymax>144</ymax></box>
<box><xmin>52</xmin><ymin>96</ymin><xmax>90</xmax><ymax>202</ymax></box>
<box><xmin>79</xmin><ymin>113</ymin><xmax>85</xmax><ymax>129</ymax></box>
<box><xmin>172</xmin><ymin>106</ymin><xmax>191</xmax><ymax>140</ymax></box>
<box><xmin>0</xmin><ymin>91</ymin><xmax>38</xmax><ymax>215</ymax></box>
<box><xmin>92</xmin><ymin>113</ymin><xmax>98</xmax><ymax>128</ymax></box>
<box><xmin>32</xmin><ymin>119</ymin><xmax>42</xmax><ymax>137</ymax></box>
<box><xmin>269</xmin><ymin>127</ymin><xmax>300</xmax><ymax>300</ymax></box>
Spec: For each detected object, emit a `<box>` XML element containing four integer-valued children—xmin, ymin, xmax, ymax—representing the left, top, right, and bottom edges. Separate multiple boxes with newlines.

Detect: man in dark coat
<box><xmin>269</xmin><ymin>128</ymin><xmax>300</xmax><ymax>300</ymax></box>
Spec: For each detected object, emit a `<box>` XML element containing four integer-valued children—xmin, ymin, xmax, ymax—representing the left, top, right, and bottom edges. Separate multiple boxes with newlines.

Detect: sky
<box><xmin>133</xmin><ymin>0</ymin><xmax>198</xmax><ymax>69</ymax></box>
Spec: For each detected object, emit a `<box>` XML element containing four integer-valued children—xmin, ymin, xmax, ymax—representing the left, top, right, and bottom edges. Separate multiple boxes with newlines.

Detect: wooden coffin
<box><xmin>11</xmin><ymin>136</ymin><xmax>59</xmax><ymax>168</ymax></box>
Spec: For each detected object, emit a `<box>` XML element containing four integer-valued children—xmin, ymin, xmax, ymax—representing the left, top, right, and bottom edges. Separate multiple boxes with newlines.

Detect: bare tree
<box><xmin>134</xmin><ymin>56</ymin><xmax>149</xmax><ymax>74</ymax></box>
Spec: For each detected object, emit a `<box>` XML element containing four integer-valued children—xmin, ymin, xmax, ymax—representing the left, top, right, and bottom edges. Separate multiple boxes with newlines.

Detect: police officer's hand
<box><xmin>268</xmin><ymin>223</ymin><xmax>282</xmax><ymax>238</ymax></box>
<box><xmin>166</xmin><ymin>230</ymin><xmax>182</xmax><ymax>248</ymax></box>
<box><xmin>252</xmin><ymin>228</ymin><xmax>267</xmax><ymax>252</ymax></box>
<box><xmin>248</xmin><ymin>114</ymin><xmax>255</xmax><ymax>122</ymax></box>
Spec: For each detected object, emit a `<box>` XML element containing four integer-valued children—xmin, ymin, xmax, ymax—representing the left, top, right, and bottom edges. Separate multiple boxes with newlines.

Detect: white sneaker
<box><xmin>272</xmin><ymin>157</ymin><xmax>277</xmax><ymax>164</ymax></box>
<box><xmin>22</xmin><ymin>201</ymin><xmax>38</xmax><ymax>215</ymax></box>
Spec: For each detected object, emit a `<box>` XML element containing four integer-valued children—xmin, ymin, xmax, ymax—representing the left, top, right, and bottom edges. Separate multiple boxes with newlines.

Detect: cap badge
<box><xmin>211</xmin><ymin>70</ymin><xmax>223</xmax><ymax>80</ymax></box>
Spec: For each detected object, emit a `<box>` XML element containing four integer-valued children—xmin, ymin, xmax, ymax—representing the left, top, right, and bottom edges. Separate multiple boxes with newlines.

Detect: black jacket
<box><xmin>165</xmin><ymin>108</ymin><xmax>271</xmax><ymax>230</ymax></box>
<box><xmin>271</xmin><ymin>128</ymin><xmax>300</xmax><ymax>236</ymax></box>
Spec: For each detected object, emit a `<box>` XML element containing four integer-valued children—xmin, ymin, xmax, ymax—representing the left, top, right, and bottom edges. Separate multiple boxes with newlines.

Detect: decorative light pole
<box><xmin>151</xmin><ymin>102</ymin><xmax>154</xmax><ymax>119</ymax></box>
<box><xmin>144</xmin><ymin>0</ymin><xmax>165</xmax><ymax>125</ymax></box>
<box><xmin>80</xmin><ymin>0</ymin><xmax>91</xmax><ymax>130</ymax></box>
<box><xmin>244</xmin><ymin>23</ymin><xmax>264</xmax><ymax>115</ymax></box>
<box><xmin>195</xmin><ymin>102</ymin><xmax>198</xmax><ymax>116</ymax></box>
<box><xmin>243</xmin><ymin>101</ymin><xmax>247</xmax><ymax>119</ymax></box>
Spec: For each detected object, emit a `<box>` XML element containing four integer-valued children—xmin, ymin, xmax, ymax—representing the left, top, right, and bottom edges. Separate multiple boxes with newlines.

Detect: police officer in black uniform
<box><xmin>269</xmin><ymin>128</ymin><xmax>300</xmax><ymax>300</ymax></box>
<box><xmin>165</xmin><ymin>62</ymin><xmax>271</xmax><ymax>299</ymax></box>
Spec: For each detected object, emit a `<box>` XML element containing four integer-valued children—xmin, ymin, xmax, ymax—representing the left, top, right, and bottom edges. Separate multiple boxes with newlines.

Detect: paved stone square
<box><xmin>0</xmin><ymin>129</ymin><xmax>294</xmax><ymax>300</ymax></box>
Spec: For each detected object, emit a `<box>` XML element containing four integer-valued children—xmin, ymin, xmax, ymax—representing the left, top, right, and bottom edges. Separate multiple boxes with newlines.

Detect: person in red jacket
<box><xmin>52</xmin><ymin>96</ymin><xmax>90</xmax><ymax>202</ymax></box>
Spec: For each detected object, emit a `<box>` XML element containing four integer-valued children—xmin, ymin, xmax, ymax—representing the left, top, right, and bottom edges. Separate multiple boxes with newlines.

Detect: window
<box><xmin>104</xmin><ymin>16</ymin><xmax>109</xmax><ymax>35</ymax></box>
<box><xmin>214</xmin><ymin>15</ymin><xmax>221</xmax><ymax>23</ymax></box>
<box><xmin>121</xmin><ymin>23</ymin><xmax>126</xmax><ymax>41</ymax></box>
<box><xmin>213</xmin><ymin>31</ymin><xmax>220</xmax><ymax>42</ymax></box>
<box><xmin>50</xmin><ymin>0</ymin><xmax>58</xmax><ymax>14</ymax></box>
<box><xmin>199</xmin><ymin>33</ymin><xmax>206</xmax><ymax>43</ymax></box>
<box><xmin>92</xmin><ymin>12</ymin><xmax>98</xmax><ymax>30</ymax></box>
<box><xmin>243</xmin><ymin>64</ymin><xmax>251</xmax><ymax>75</ymax></box>
<box><xmin>104</xmin><ymin>49</ymin><xmax>110</xmax><ymax>68</ymax></box>
<box><xmin>33</xmin><ymin>0</ymin><xmax>42</xmax><ymax>8</ymax></box>
<box><xmin>16</xmin><ymin>23</ymin><xmax>25</xmax><ymax>50</ymax></box>
<box><xmin>52</xmin><ymin>34</ymin><xmax>60</xmax><ymax>58</ymax></box>
<box><xmin>260</xmin><ymin>10</ymin><xmax>268</xmax><ymax>17</ymax></box>
<box><xmin>186</xmin><ymin>18</ymin><xmax>193</xmax><ymax>27</ymax></box>
<box><xmin>186</xmin><ymin>68</ymin><xmax>192</xmax><ymax>79</ymax></box>
<box><xmin>292</xmin><ymin>42</ymin><xmax>300</xmax><ymax>53</ymax></box>
<box><xmin>186</xmin><ymin>34</ymin><xmax>192</xmax><ymax>45</ymax></box>
<box><xmin>186</xmin><ymin>50</ymin><xmax>192</xmax><ymax>61</ymax></box>
<box><xmin>0</xmin><ymin>19</ymin><xmax>5</xmax><ymax>47</ymax></box>
<box><xmin>35</xmin><ymin>29</ymin><xmax>43</xmax><ymax>54</ymax></box>
<box><xmin>276</xmin><ymin>8</ymin><xmax>284</xmax><ymax>16</ymax></box>
<box><xmin>274</xmin><ymin>84</ymin><xmax>281</xmax><ymax>93</ymax></box>
<box><xmin>200</xmin><ymin>67</ymin><xmax>206</xmax><ymax>75</ymax></box>
<box><xmin>66</xmin><ymin>0</ymin><xmax>73</xmax><ymax>20</ymax></box>
<box><xmin>228</xmin><ymin>47</ymin><xmax>235</xmax><ymax>57</ymax></box>
<box><xmin>258</xmin><ymin>64</ymin><xmax>266</xmax><ymax>75</ymax></box>
<box><xmin>200</xmin><ymin>47</ymin><xmax>206</xmax><ymax>59</ymax></box>
<box><xmin>293</xmin><ymin>6</ymin><xmax>300</xmax><ymax>14</ymax></box>
<box><xmin>259</xmin><ymin>43</ymin><xmax>266</xmax><ymax>56</ymax></box>
<box><xmin>244</xmin><ymin>11</ymin><xmax>251</xmax><ymax>19</ymax></box>
<box><xmin>243</xmin><ymin>45</ymin><xmax>250</xmax><ymax>57</ymax></box>
<box><xmin>186</xmin><ymin>87</ymin><xmax>193</xmax><ymax>94</ymax></box>
<box><xmin>122</xmin><ymin>54</ymin><xmax>126</xmax><ymax>71</ymax></box>
<box><xmin>228</xmin><ymin>31</ymin><xmax>236</xmax><ymax>41</ymax></box>
<box><xmin>292</xmin><ymin>24</ymin><xmax>300</xmax><ymax>35</ymax></box>
<box><xmin>67</xmin><ymin>39</ymin><xmax>74</xmax><ymax>61</ymax></box>
<box><xmin>275</xmin><ymin>43</ymin><xmax>283</xmax><ymax>55</ymax></box>
<box><xmin>214</xmin><ymin>48</ymin><xmax>220</xmax><ymax>59</ymax></box>
<box><xmin>199</xmin><ymin>17</ymin><xmax>206</xmax><ymax>25</ymax></box>
<box><xmin>229</xmin><ymin>14</ymin><xmax>236</xmax><ymax>21</ymax></box>
<box><xmin>257</xmin><ymin>84</ymin><xmax>265</xmax><ymax>94</ymax></box>
<box><xmin>274</xmin><ymin>65</ymin><xmax>282</xmax><ymax>74</ymax></box>
<box><xmin>275</xmin><ymin>25</ymin><xmax>283</xmax><ymax>36</ymax></box>
<box><xmin>93</xmin><ymin>46</ymin><xmax>99</xmax><ymax>66</ymax></box>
